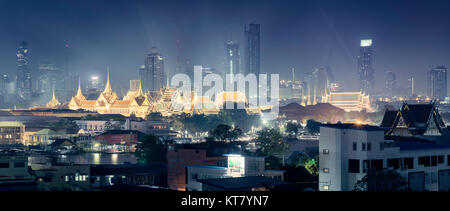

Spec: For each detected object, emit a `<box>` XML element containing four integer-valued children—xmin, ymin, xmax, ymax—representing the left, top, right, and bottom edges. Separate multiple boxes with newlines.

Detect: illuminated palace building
<box><xmin>65</xmin><ymin>69</ymin><xmax>258</xmax><ymax>118</ymax></box>
<box><xmin>322</xmin><ymin>91</ymin><xmax>372</xmax><ymax>112</ymax></box>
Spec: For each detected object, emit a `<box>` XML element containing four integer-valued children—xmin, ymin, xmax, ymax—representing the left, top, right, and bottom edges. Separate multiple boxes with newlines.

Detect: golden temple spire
<box><xmin>104</xmin><ymin>66</ymin><xmax>112</xmax><ymax>93</ymax></box>
<box><xmin>76</xmin><ymin>77</ymin><xmax>83</xmax><ymax>98</ymax></box>
<box><xmin>47</xmin><ymin>86</ymin><xmax>60</xmax><ymax>108</ymax></box>
<box><xmin>52</xmin><ymin>88</ymin><xmax>56</xmax><ymax>101</ymax></box>
<box><xmin>137</xmin><ymin>80</ymin><xmax>144</xmax><ymax>97</ymax></box>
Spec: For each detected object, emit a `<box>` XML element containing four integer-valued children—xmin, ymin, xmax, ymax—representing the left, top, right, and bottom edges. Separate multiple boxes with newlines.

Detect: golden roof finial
<box><xmin>104</xmin><ymin>66</ymin><xmax>112</xmax><ymax>93</ymax></box>
<box><xmin>137</xmin><ymin>80</ymin><xmax>144</xmax><ymax>97</ymax></box>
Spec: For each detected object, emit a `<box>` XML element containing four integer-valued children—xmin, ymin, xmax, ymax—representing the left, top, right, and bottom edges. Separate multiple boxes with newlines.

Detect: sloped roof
<box><xmin>380</xmin><ymin>109</ymin><xmax>399</xmax><ymax>128</ymax></box>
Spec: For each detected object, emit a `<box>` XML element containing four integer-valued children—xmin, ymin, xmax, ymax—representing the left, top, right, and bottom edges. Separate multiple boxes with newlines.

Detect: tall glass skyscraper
<box><xmin>244</xmin><ymin>23</ymin><xmax>260</xmax><ymax>76</ymax></box>
<box><xmin>427</xmin><ymin>66</ymin><xmax>447</xmax><ymax>101</ymax></box>
<box><xmin>357</xmin><ymin>39</ymin><xmax>374</xmax><ymax>94</ymax></box>
<box><xmin>225</xmin><ymin>41</ymin><xmax>240</xmax><ymax>76</ymax></box>
<box><xmin>141</xmin><ymin>47</ymin><xmax>165</xmax><ymax>92</ymax></box>
<box><xmin>16</xmin><ymin>41</ymin><xmax>32</xmax><ymax>100</ymax></box>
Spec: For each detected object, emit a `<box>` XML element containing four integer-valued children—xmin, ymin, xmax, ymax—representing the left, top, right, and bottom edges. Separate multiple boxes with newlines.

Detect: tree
<box><xmin>353</xmin><ymin>169</ymin><xmax>408</xmax><ymax>191</ymax></box>
<box><xmin>134</xmin><ymin>135</ymin><xmax>167</xmax><ymax>163</ymax></box>
<box><xmin>209</xmin><ymin>124</ymin><xmax>243</xmax><ymax>142</ymax></box>
<box><xmin>255</xmin><ymin>127</ymin><xmax>289</xmax><ymax>157</ymax></box>
<box><xmin>265</xmin><ymin>155</ymin><xmax>283</xmax><ymax>170</ymax></box>
<box><xmin>285</xmin><ymin>122</ymin><xmax>299</xmax><ymax>136</ymax></box>
<box><xmin>288</xmin><ymin>152</ymin><xmax>318</xmax><ymax>176</ymax></box>
<box><xmin>303</xmin><ymin>155</ymin><xmax>318</xmax><ymax>177</ymax></box>
<box><xmin>306</xmin><ymin>119</ymin><xmax>320</xmax><ymax>134</ymax></box>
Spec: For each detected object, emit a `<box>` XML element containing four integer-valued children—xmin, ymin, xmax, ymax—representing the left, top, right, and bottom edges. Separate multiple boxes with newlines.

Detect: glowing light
<box><xmin>360</xmin><ymin>39</ymin><xmax>372</xmax><ymax>47</ymax></box>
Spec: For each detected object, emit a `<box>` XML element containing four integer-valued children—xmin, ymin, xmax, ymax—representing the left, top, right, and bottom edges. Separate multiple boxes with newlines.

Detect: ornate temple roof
<box><xmin>46</xmin><ymin>89</ymin><xmax>61</xmax><ymax>108</ymax></box>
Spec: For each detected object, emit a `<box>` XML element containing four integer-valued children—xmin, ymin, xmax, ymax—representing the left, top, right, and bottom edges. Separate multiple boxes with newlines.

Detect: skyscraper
<box><xmin>407</xmin><ymin>76</ymin><xmax>415</xmax><ymax>97</ymax></box>
<box><xmin>16</xmin><ymin>41</ymin><xmax>32</xmax><ymax>100</ymax></box>
<box><xmin>357</xmin><ymin>39</ymin><xmax>374</xmax><ymax>94</ymax></box>
<box><xmin>427</xmin><ymin>66</ymin><xmax>447</xmax><ymax>101</ymax></box>
<box><xmin>244</xmin><ymin>23</ymin><xmax>260</xmax><ymax>76</ymax></box>
<box><xmin>225</xmin><ymin>41</ymin><xmax>240</xmax><ymax>76</ymax></box>
<box><xmin>141</xmin><ymin>47</ymin><xmax>165</xmax><ymax>92</ymax></box>
<box><xmin>385</xmin><ymin>70</ymin><xmax>397</xmax><ymax>96</ymax></box>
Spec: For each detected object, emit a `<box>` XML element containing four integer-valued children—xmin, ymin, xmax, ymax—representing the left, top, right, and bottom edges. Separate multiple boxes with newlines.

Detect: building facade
<box><xmin>16</xmin><ymin>41</ymin><xmax>32</xmax><ymax>100</ymax></box>
<box><xmin>141</xmin><ymin>47</ymin><xmax>165</xmax><ymax>92</ymax></box>
<box><xmin>321</xmin><ymin>91</ymin><xmax>371</xmax><ymax>112</ymax></box>
<box><xmin>226</xmin><ymin>41</ymin><xmax>240</xmax><ymax>76</ymax></box>
<box><xmin>319</xmin><ymin>124</ymin><xmax>450</xmax><ymax>191</ymax></box>
<box><xmin>244</xmin><ymin>23</ymin><xmax>260</xmax><ymax>76</ymax></box>
<box><xmin>357</xmin><ymin>39</ymin><xmax>374</xmax><ymax>94</ymax></box>
<box><xmin>427</xmin><ymin>66</ymin><xmax>447</xmax><ymax>101</ymax></box>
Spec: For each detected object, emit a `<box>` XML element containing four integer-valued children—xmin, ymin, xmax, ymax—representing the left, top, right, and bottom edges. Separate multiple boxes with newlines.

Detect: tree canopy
<box><xmin>306</xmin><ymin>119</ymin><xmax>320</xmax><ymax>134</ymax></box>
<box><xmin>285</xmin><ymin>122</ymin><xmax>299</xmax><ymax>136</ymax></box>
<box><xmin>134</xmin><ymin>135</ymin><xmax>167</xmax><ymax>163</ymax></box>
<box><xmin>255</xmin><ymin>127</ymin><xmax>289</xmax><ymax>157</ymax></box>
<box><xmin>209</xmin><ymin>124</ymin><xmax>243</xmax><ymax>142</ymax></box>
<box><xmin>353</xmin><ymin>169</ymin><xmax>408</xmax><ymax>191</ymax></box>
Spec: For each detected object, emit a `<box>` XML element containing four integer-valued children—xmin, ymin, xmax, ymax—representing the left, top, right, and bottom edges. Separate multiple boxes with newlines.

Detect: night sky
<box><xmin>1</xmin><ymin>0</ymin><xmax>450</xmax><ymax>94</ymax></box>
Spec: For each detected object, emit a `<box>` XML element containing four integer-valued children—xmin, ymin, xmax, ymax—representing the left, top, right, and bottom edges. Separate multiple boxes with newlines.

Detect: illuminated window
<box><xmin>323</xmin><ymin>168</ymin><xmax>329</xmax><ymax>173</ymax></box>
<box><xmin>323</xmin><ymin>185</ymin><xmax>329</xmax><ymax>191</ymax></box>
<box><xmin>323</xmin><ymin>149</ymin><xmax>329</xmax><ymax>154</ymax></box>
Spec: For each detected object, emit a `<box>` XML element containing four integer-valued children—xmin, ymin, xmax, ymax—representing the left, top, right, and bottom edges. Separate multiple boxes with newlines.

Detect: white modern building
<box><xmin>186</xmin><ymin>154</ymin><xmax>284</xmax><ymax>191</ymax></box>
<box><xmin>319</xmin><ymin>123</ymin><xmax>450</xmax><ymax>191</ymax></box>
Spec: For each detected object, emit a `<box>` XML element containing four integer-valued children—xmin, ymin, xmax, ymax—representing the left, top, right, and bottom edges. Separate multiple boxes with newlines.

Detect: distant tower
<box><xmin>427</xmin><ymin>66</ymin><xmax>447</xmax><ymax>101</ymax></box>
<box><xmin>141</xmin><ymin>47</ymin><xmax>165</xmax><ymax>92</ymax></box>
<box><xmin>408</xmin><ymin>76</ymin><xmax>415</xmax><ymax>96</ymax></box>
<box><xmin>16</xmin><ymin>41</ymin><xmax>32</xmax><ymax>100</ymax></box>
<box><xmin>292</xmin><ymin>68</ymin><xmax>295</xmax><ymax>81</ymax></box>
<box><xmin>226</xmin><ymin>41</ymin><xmax>240</xmax><ymax>76</ymax></box>
<box><xmin>244</xmin><ymin>23</ymin><xmax>260</xmax><ymax>76</ymax></box>
<box><xmin>385</xmin><ymin>70</ymin><xmax>397</xmax><ymax>96</ymax></box>
<box><xmin>357</xmin><ymin>39</ymin><xmax>374</xmax><ymax>94</ymax></box>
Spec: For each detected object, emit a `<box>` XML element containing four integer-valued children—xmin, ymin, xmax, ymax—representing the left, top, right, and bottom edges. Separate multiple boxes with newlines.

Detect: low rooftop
<box><xmin>197</xmin><ymin>176</ymin><xmax>287</xmax><ymax>190</ymax></box>
<box><xmin>320</xmin><ymin>123</ymin><xmax>384</xmax><ymax>131</ymax></box>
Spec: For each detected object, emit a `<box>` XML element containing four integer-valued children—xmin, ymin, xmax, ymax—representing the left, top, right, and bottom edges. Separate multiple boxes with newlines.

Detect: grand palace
<box><xmin>42</xmin><ymin>70</ymin><xmax>260</xmax><ymax>119</ymax></box>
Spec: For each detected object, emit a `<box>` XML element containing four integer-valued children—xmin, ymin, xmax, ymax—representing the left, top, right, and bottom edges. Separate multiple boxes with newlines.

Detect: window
<box><xmin>13</xmin><ymin>162</ymin><xmax>25</xmax><ymax>168</ymax></box>
<box><xmin>323</xmin><ymin>168</ymin><xmax>329</xmax><ymax>173</ymax></box>
<box><xmin>348</xmin><ymin>159</ymin><xmax>360</xmax><ymax>173</ymax></box>
<box><xmin>419</xmin><ymin>156</ymin><xmax>431</xmax><ymax>167</ymax></box>
<box><xmin>192</xmin><ymin>173</ymin><xmax>198</xmax><ymax>180</ymax></box>
<box><xmin>431</xmin><ymin>156</ymin><xmax>438</xmax><ymax>166</ymax></box>
<box><xmin>323</xmin><ymin>185</ymin><xmax>329</xmax><ymax>191</ymax></box>
<box><xmin>367</xmin><ymin>143</ymin><xmax>371</xmax><ymax>151</ymax></box>
<box><xmin>362</xmin><ymin>160</ymin><xmax>370</xmax><ymax>173</ymax></box>
<box><xmin>362</xmin><ymin>143</ymin><xmax>366</xmax><ymax>151</ymax></box>
<box><xmin>438</xmin><ymin>155</ymin><xmax>444</xmax><ymax>164</ymax></box>
<box><xmin>323</xmin><ymin>149</ymin><xmax>329</xmax><ymax>154</ymax></box>
<box><xmin>380</xmin><ymin>142</ymin><xmax>384</xmax><ymax>150</ymax></box>
<box><xmin>387</xmin><ymin>158</ymin><xmax>400</xmax><ymax>169</ymax></box>
<box><xmin>403</xmin><ymin>157</ymin><xmax>414</xmax><ymax>169</ymax></box>
<box><xmin>352</xmin><ymin>142</ymin><xmax>357</xmax><ymax>151</ymax></box>
<box><xmin>371</xmin><ymin>160</ymin><xmax>383</xmax><ymax>170</ymax></box>
<box><xmin>0</xmin><ymin>163</ymin><xmax>9</xmax><ymax>168</ymax></box>
<box><xmin>448</xmin><ymin>155</ymin><xmax>450</xmax><ymax>166</ymax></box>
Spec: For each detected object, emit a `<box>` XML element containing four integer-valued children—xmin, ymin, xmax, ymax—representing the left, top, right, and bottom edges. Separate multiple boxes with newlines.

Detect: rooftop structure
<box><xmin>321</xmin><ymin>91</ymin><xmax>371</xmax><ymax>112</ymax></box>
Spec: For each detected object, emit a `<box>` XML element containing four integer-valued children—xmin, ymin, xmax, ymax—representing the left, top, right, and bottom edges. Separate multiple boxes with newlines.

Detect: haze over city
<box><xmin>1</xmin><ymin>0</ymin><xmax>450</xmax><ymax>93</ymax></box>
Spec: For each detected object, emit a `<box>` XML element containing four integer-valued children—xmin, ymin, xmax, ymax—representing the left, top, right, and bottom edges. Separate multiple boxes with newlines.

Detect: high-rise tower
<box><xmin>357</xmin><ymin>39</ymin><xmax>374</xmax><ymax>94</ymax></box>
<box><xmin>427</xmin><ymin>66</ymin><xmax>447</xmax><ymax>101</ymax></box>
<box><xmin>16</xmin><ymin>41</ymin><xmax>32</xmax><ymax>100</ymax></box>
<box><xmin>225</xmin><ymin>41</ymin><xmax>240</xmax><ymax>76</ymax></box>
<box><xmin>244</xmin><ymin>23</ymin><xmax>260</xmax><ymax>76</ymax></box>
<box><xmin>141</xmin><ymin>47</ymin><xmax>165</xmax><ymax>92</ymax></box>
